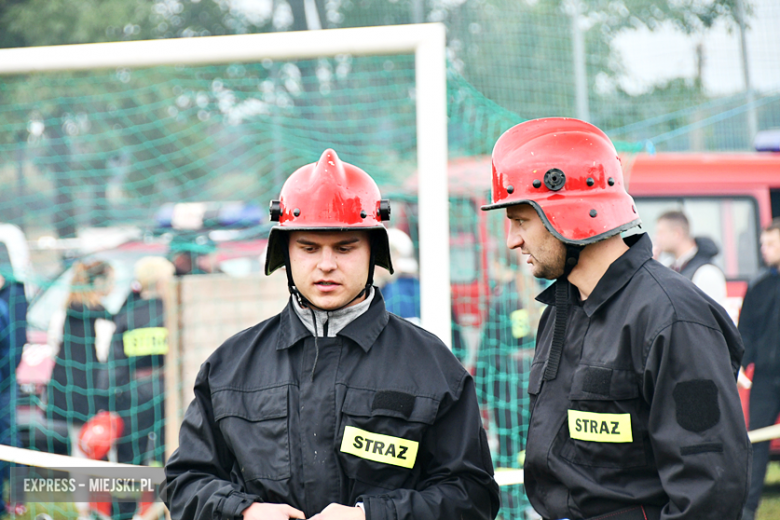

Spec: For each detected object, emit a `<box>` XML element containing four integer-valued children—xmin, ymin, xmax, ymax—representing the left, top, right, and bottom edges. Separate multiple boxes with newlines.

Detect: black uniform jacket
<box><xmin>164</xmin><ymin>290</ymin><xmax>499</xmax><ymax>520</ymax></box>
<box><xmin>738</xmin><ymin>268</ymin><xmax>780</xmax><ymax>376</ymax></box>
<box><xmin>525</xmin><ymin>234</ymin><xmax>749</xmax><ymax>520</ymax></box>
<box><xmin>48</xmin><ymin>303</ymin><xmax>113</xmax><ymax>424</ymax></box>
<box><xmin>112</xmin><ymin>297</ymin><xmax>166</xmax><ymax>375</ymax></box>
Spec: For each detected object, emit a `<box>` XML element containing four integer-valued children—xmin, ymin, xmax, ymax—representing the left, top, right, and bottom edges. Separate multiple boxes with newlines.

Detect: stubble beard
<box><xmin>532</xmin><ymin>243</ymin><xmax>567</xmax><ymax>280</ymax></box>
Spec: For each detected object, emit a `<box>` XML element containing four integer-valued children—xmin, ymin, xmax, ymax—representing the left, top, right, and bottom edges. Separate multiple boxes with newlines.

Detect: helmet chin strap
<box><xmin>543</xmin><ymin>243</ymin><xmax>583</xmax><ymax>382</ymax></box>
<box><xmin>562</xmin><ymin>244</ymin><xmax>582</xmax><ymax>278</ymax></box>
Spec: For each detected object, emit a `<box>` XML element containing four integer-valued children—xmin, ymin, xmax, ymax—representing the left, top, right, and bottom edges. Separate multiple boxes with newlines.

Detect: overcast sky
<box><xmin>612</xmin><ymin>0</ymin><xmax>780</xmax><ymax>97</ymax></box>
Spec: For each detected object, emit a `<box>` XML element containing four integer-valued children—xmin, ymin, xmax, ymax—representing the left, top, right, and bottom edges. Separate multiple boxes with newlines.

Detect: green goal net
<box><xmin>1</xmin><ymin>1</ymin><xmax>779</xmax><ymax>519</ymax></box>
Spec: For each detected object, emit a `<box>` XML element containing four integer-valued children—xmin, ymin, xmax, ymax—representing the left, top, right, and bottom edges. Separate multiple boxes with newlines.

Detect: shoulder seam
<box><xmin>644</xmin><ymin>319</ymin><xmax>727</xmax><ymax>370</ymax></box>
<box><xmin>387</xmin><ymin>313</ymin><xmax>447</xmax><ymax>345</ymax></box>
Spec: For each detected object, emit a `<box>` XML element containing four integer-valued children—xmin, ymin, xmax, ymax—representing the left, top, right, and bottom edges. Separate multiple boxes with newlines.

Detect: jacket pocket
<box><xmin>526</xmin><ymin>362</ymin><xmax>545</xmax><ymax>414</ymax></box>
<box><xmin>527</xmin><ymin>362</ymin><xmax>545</xmax><ymax>396</ymax></box>
<box><xmin>336</xmin><ymin>387</ymin><xmax>439</xmax><ymax>489</ymax></box>
<box><xmin>212</xmin><ymin>385</ymin><xmax>291</xmax><ymax>481</ymax></box>
<box><xmin>557</xmin><ymin>366</ymin><xmax>648</xmax><ymax>469</ymax></box>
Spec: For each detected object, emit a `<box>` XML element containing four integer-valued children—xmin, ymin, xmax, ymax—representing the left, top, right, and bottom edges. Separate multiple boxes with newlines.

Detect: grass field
<box><xmin>757</xmin><ymin>461</ymin><xmax>780</xmax><ymax>519</ymax></box>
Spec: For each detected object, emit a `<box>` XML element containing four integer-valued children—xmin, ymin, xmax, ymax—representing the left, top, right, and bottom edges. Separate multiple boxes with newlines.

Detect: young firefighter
<box><xmin>164</xmin><ymin>149</ymin><xmax>500</xmax><ymax>520</ymax></box>
<box><xmin>481</xmin><ymin>118</ymin><xmax>750</xmax><ymax>520</ymax></box>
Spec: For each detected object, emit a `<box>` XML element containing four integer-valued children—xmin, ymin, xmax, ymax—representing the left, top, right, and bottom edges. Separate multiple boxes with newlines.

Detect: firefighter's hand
<box><xmin>309</xmin><ymin>503</ymin><xmax>365</xmax><ymax>520</ymax></box>
<box><xmin>240</xmin><ymin>503</ymin><xmax>306</xmax><ymax>520</ymax></box>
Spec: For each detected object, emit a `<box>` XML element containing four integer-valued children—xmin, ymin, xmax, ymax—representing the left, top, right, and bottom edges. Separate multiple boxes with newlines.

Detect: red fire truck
<box><xmin>401</xmin><ymin>148</ymin><xmax>780</xmax><ymax>379</ymax></box>
<box><xmin>624</xmin><ymin>152</ymin><xmax>780</xmax><ymax>316</ymax></box>
<box><xmin>623</xmin><ymin>149</ymin><xmax>780</xmax><ymax>451</ymax></box>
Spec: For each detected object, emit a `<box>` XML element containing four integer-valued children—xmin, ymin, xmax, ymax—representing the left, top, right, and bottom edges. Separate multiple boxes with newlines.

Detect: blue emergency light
<box><xmin>154</xmin><ymin>202</ymin><xmax>263</xmax><ymax>229</ymax></box>
<box><xmin>754</xmin><ymin>130</ymin><xmax>780</xmax><ymax>153</ymax></box>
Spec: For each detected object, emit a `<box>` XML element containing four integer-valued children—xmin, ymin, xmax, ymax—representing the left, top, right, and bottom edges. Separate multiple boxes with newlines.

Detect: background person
<box><xmin>0</xmin><ymin>295</ymin><xmax>11</xmax><ymax>516</ymax></box>
<box><xmin>0</xmin><ymin>241</ymin><xmax>27</xmax><ymax>400</ymax></box>
<box><xmin>736</xmin><ymin>217</ymin><xmax>780</xmax><ymax>520</ymax></box>
<box><xmin>482</xmin><ymin>118</ymin><xmax>749</xmax><ymax>520</ymax></box>
<box><xmin>476</xmin><ymin>253</ymin><xmax>537</xmax><ymax>520</ymax></box>
<box><xmin>0</xmin><ymin>242</ymin><xmax>27</xmax><ymax>517</ymax></box>
<box><xmin>169</xmin><ymin>234</ymin><xmax>220</xmax><ymax>276</ymax></box>
<box><xmin>47</xmin><ymin>260</ymin><xmax>116</xmax><ymax>435</ymax></box>
<box><xmin>111</xmin><ymin>256</ymin><xmax>175</xmax><ymax>519</ymax></box>
<box><xmin>165</xmin><ymin>149</ymin><xmax>499</xmax><ymax>520</ymax></box>
<box><xmin>46</xmin><ymin>260</ymin><xmax>115</xmax><ymax>520</ymax></box>
<box><xmin>653</xmin><ymin>210</ymin><xmax>727</xmax><ymax>308</ymax></box>
<box><xmin>377</xmin><ymin>228</ymin><xmax>421</xmax><ymax>324</ymax></box>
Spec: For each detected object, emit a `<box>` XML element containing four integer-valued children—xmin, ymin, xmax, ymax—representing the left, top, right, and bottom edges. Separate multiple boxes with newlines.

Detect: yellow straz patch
<box><xmin>123</xmin><ymin>327</ymin><xmax>169</xmax><ymax>357</ymax></box>
<box><xmin>340</xmin><ymin>426</ymin><xmax>419</xmax><ymax>469</ymax></box>
<box><xmin>567</xmin><ymin>410</ymin><xmax>633</xmax><ymax>443</ymax></box>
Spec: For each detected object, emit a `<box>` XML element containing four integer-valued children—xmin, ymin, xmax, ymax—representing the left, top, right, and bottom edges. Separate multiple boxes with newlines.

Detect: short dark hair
<box><xmin>764</xmin><ymin>217</ymin><xmax>780</xmax><ymax>235</ymax></box>
<box><xmin>657</xmin><ymin>210</ymin><xmax>690</xmax><ymax>237</ymax></box>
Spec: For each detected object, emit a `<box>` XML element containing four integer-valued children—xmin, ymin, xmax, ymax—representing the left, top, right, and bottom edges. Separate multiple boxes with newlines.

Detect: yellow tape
<box><xmin>567</xmin><ymin>410</ymin><xmax>633</xmax><ymax>443</ymax></box>
<box><xmin>340</xmin><ymin>426</ymin><xmax>419</xmax><ymax>469</ymax></box>
<box><xmin>123</xmin><ymin>327</ymin><xmax>169</xmax><ymax>357</ymax></box>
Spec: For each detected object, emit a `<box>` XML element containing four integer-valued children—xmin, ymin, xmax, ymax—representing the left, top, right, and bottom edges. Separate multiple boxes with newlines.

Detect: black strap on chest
<box><xmin>543</xmin><ymin>244</ymin><xmax>582</xmax><ymax>382</ymax></box>
<box><xmin>543</xmin><ymin>279</ymin><xmax>570</xmax><ymax>381</ymax></box>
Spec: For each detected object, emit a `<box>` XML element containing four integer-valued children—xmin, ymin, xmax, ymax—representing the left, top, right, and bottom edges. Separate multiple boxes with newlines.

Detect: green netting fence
<box><xmin>1</xmin><ymin>1</ymin><xmax>779</xmax><ymax>519</ymax></box>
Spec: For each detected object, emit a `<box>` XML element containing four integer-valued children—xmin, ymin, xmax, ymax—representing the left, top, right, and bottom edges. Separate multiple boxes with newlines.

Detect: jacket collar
<box><xmin>276</xmin><ymin>288</ymin><xmax>389</xmax><ymax>352</ymax></box>
<box><xmin>537</xmin><ymin>233</ymin><xmax>652</xmax><ymax>317</ymax></box>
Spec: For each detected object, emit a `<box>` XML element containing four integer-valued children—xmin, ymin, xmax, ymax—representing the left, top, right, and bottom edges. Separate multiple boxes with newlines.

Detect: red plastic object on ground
<box><xmin>78</xmin><ymin>411</ymin><xmax>124</xmax><ymax>461</ymax></box>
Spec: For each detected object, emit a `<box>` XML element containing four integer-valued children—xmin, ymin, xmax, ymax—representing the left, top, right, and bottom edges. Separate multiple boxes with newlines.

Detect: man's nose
<box><xmin>507</xmin><ymin>230</ymin><xmax>523</xmax><ymax>250</ymax></box>
<box><xmin>318</xmin><ymin>248</ymin><xmax>337</xmax><ymax>271</ymax></box>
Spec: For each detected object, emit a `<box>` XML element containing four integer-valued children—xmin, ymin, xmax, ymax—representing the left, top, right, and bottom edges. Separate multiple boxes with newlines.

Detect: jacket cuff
<box><xmin>221</xmin><ymin>490</ymin><xmax>261</xmax><ymax>520</ymax></box>
<box><xmin>361</xmin><ymin>496</ymin><xmax>388</xmax><ymax>520</ymax></box>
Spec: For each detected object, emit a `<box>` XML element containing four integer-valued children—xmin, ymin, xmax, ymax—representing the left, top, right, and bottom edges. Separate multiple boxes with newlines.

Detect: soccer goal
<box><xmin>0</xmin><ymin>26</ymin><xmax>460</xmax><ymax>518</ymax></box>
<box><xmin>0</xmin><ymin>23</ymin><xmax>452</xmax><ymax>346</ymax></box>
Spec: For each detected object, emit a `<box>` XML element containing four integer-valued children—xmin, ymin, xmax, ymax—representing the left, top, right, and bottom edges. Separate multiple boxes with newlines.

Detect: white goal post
<box><xmin>0</xmin><ymin>23</ymin><xmax>453</xmax><ymax>347</ymax></box>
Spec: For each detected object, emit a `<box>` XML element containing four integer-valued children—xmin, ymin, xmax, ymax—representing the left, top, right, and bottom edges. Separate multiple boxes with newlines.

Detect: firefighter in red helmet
<box><xmin>165</xmin><ymin>149</ymin><xmax>499</xmax><ymax>520</ymax></box>
<box><xmin>482</xmin><ymin>118</ymin><xmax>749</xmax><ymax>520</ymax></box>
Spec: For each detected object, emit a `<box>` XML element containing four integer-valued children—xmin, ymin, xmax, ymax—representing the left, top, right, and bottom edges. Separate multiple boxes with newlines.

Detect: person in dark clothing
<box><xmin>477</xmin><ymin>263</ymin><xmax>537</xmax><ymax>519</ymax></box>
<box><xmin>0</xmin><ymin>297</ymin><xmax>10</xmax><ymax>506</ymax></box>
<box><xmin>46</xmin><ymin>260</ymin><xmax>115</xmax><ymax>519</ymax></box>
<box><xmin>0</xmin><ymin>242</ymin><xmax>28</xmax><ymax>386</ymax></box>
<box><xmin>654</xmin><ymin>210</ymin><xmax>727</xmax><ymax>307</ymax></box>
<box><xmin>482</xmin><ymin>118</ymin><xmax>750</xmax><ymax>520</ymax></box>
<box><xmin>169</xmin><ymin>235</ymin><xmax>219</xmax><ymax>276</ymax></box>
<box><xmin>737</xmin><ymin>217</ymin><xmax>780</xmax><ymax>520</ymax></box>
<box><xmin>379</xmin><ymin>228</ymin><xmax>421</xmax><ymax>324</ymax></box>
<box><xmin>0</xmin><ymin>242</ymin><xmax>28</xmax><ymax>515</ymax></box>
<box><xmin>164</xmin><ymin>150</ymin><xmax>500</xmax><ymax>520</ymax></box>
<box><xmin>113</xmin><ymin>256</ymin><xmax>174</xmax><ymax>461</ymax></box>
<box><xmin>113</xmin><ymin>257</ymin><xmax>173</xmax><ymax>383</ymax></box>
<box><xmin>47</xmin><ymin>260</ymin><xmax>115</xmax><ymax>429</ymax></box>
<box><xmin>111</xmin><ymin>256</ymin><xmax>175</xmax><ymax>519</ymax></box>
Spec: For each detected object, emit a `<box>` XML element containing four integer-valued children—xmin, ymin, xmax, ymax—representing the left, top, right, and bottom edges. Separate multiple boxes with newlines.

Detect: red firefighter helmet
<box><xmin>265</xmin><ymin>149</ymin><xmax>393</xmax><ymax>275</ymax></box>
<box><xmin>78</xmin><ymin>411</ymin><xmax>124</xmax><ymax>461</ymax></box>
<box><xmin>481</xmin><ymin>118</ymin><xmax>641</xmax><ymax>245</ymax></box>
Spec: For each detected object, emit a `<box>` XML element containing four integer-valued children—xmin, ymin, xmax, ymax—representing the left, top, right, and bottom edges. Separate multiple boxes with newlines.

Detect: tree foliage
<box><xmin>0</xmin><ymin>0</ymin><xmax>755</xmax><ymax>235</ymax></box>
